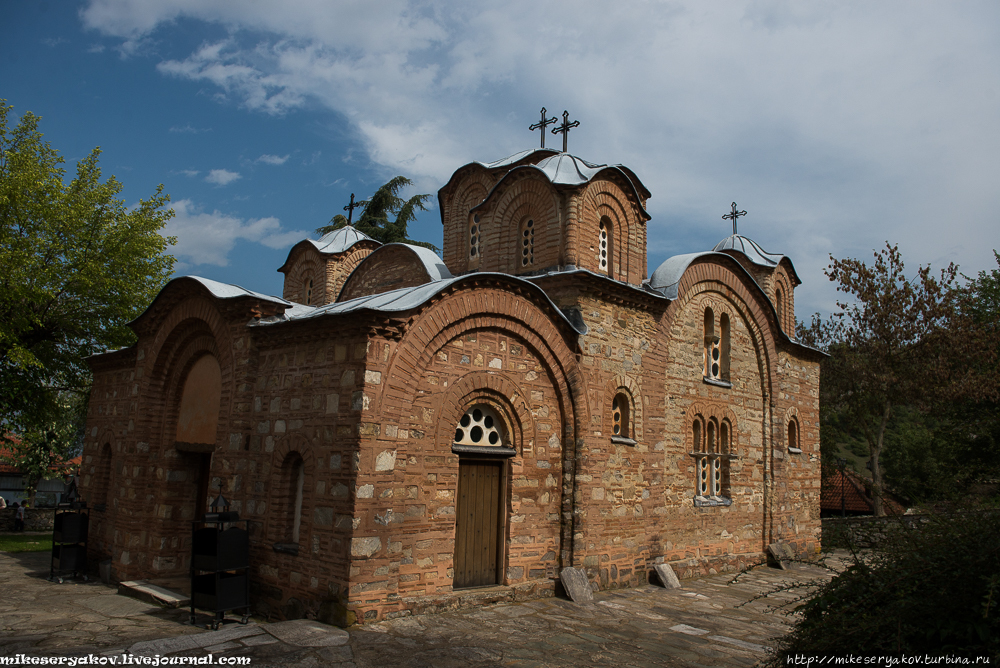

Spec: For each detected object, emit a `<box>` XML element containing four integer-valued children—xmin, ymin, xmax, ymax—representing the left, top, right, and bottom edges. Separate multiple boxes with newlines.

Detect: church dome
<box><xmin>532</xmin><ymin>153</ymin><xmax>607</xmax><ymax>186</ymax></box>
<box><xmin>315</xmin><ymin>225</ymin><xmax>378</xmax><ymax>254</ymax></box>
<box><xmin>713</xmin><ymin>234</ymin><xmax>801</xmax><ymax>285</ymax></box>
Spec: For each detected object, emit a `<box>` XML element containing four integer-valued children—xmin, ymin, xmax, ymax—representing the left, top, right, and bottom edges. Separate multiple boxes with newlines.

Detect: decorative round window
<box><xmin>454</xmin><ymin>405</ymin><xmax>506</xmax><ymax>447</ymax></box>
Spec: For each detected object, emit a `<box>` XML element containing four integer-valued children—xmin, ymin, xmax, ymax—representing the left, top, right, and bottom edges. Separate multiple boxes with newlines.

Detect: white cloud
<box><xmin>205</xmin><ymin>168</ymin><xmax>241</xmax><ymax>186</ymax></box>
<box><xmin>83</xmin><ymin>0</ymin><xmax>1000</xmax><ymax>314</ymax></box>
<box><xmin>169</xmin><ymin>124</ymin><xmax>210</xmax><ymax>134</ymax></box>
<box><xmin>164</xmin><ymin>199</ymin><xmax>309</xmax><ymax>266</ymax></box>
<box><xmin>178</xmin><ymin>169</ymin><xmax>200</xmax><ymax>177</ymax></box>
<box><xmin>256</xmin><ymin>153</ymin><xmax>289</xmax><ymax>165</ymax></box>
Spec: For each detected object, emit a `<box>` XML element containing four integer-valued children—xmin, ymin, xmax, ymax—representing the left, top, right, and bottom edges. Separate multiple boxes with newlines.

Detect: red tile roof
<box><xmin>821</xmin><ymin>468</ymin><xmax>906</xmax><ymax>515</ymax></box>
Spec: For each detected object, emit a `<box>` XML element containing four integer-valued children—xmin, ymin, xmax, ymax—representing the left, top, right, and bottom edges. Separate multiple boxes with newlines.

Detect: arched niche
<box><xmin>175</xmin><ymin>354</ymin><xmax>222</xmax><ymax>450</ymax></box>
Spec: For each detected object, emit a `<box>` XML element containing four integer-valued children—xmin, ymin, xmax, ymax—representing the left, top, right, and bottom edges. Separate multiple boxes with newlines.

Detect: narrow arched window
<box><xmin>279</xmin><ymin>453</ymin><xmax>306</xmax><ymax>544</ymax></box>
<box><xmin>91</xmin><ymin>443</ymin><xmax>113</xmax><ymax>511</ymax></box>
<box><xmin>719</xmin><ymin>419</ymin><xmax>732</xmax><ymax>497</ymax></box>
<box><xmin>788</xmin><ymin>418</ymin><xmax>800</xmax><ymax>453</ymax></box>
<box><xmin>520</xmin><ymin>219</ymin><xmax>534</xmax><ymax>268</ymax></box>
<box><xmin>305</xmin><ymin>278</ymin><xmax>314</xmax><ymax>306</ymax></box>
<box><xmin>776</xmin><ymin>287</ymin><xmax>784</xmax><ymax>330</ymax></box>
<box><xmin>692</xmin><ymin>414</ymin><xmax>733</xmax><ymax>503</ymax></box>
<box><xmin>704</xmin><ymin>308</ymin><xmax>720</xmax><ymax>379</ymax></box>
<box><xmin>693</xmin><ymin>417</ymin><xmax>709</xmax><ymax>497</ymax></box>
<box><xmin>469</xmin><ymin>215</ymin><xmax>481</xmax><ymax>260</ymax></box>
<box><xmin>612</xmin><ymin>392</ymin><xmax>631</xmax><ymax>439</ymax></box>
<box><xmin>720</xmin><ymin>313</ymin><xmax>731</xmax><ymax>380</ymax></box>
<box><xmin>599</xmin><ymin>218</ymin><xmax>612</xmax><ymax>275</ymax></box>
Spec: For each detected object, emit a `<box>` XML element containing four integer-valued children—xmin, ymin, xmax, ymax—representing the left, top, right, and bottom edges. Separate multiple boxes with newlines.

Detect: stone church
<box><xmin>80</xmin><ymin>145</ymin><xmax>822</xmax><ymax>624</ymax></box>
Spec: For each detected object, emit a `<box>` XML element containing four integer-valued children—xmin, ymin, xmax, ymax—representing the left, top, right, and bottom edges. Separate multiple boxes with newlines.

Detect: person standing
<box><xmin>15</xmin><ymin>502</ymin><xmax>25</xmax><ymax>532</ymax></box>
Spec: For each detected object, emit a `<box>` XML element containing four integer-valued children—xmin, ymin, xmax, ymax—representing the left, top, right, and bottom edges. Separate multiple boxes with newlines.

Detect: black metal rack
<box><xmin>50</xmin><ymin>504</ymin><xmax>89</xmax><ymax>583</ymax></box>
<box><xmin>190</xmin><ymin>512</ymin><xmax>250</xmax><ymax>629</ymax></box>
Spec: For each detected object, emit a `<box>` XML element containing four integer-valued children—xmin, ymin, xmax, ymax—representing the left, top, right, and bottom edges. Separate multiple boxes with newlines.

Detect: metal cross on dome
<box><xmin>551</xmin><ymin>110</ymin><xmax>580</xmax><ymax>153</ymax></box>
<box><xmin>723</xmin><ymin>202</ymin><xmax>747</xmax><ymax>235</ymax></box>
<box><xmin>343</xmin><ymin>193</ymin><xmax>367</xmax><ymax>226</ymax></box>
<box><xmin>529</xmin><ymin>107</ymin><xmax>558</xmax><ymax>149</ymax></box>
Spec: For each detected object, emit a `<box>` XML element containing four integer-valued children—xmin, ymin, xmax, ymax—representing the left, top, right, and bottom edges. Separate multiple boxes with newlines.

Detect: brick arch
<box><xmin>432</xmin><ymin>370</ymin><xmax>537</xmax><ymax>456</ymax></box>
<box><xmin>773</xmin><ymin>267</ymin><xmax>794</xmax><ymax>338</ymax></box>
<box><xmin>266</xmin><ymin>434</ymin><xmax>319</xmax><ymax>546</ymax></box>
<box><xmin>442</xmin><ymin>167</ymin><xmax>495</xmax><ymax>272</ymax></box>
<box><xmin>84</xmin><ymin>430</ymin><xmax>118</xmax><ymax>509</ymax></box>
<box><xmin>657</xmin><ymin>257</ymin><xmax>781</xmax><ymax>395</ymax></box>
<box><xmin>603</xmin><ymin>374</ymin><xmax>644</xmax><ymax>443</ymax></box>
<box><xmin>685</xmin><ymin>402</ymin><xmax>739</xmax><ymax>435</ymax></box>
<box><xmin>478</xmin><ymin>173</ymin><xmax>560</xmax><ymax>273</ymax></box>
<box><xmin>782</xmin><ymin>406</ymin><xmax>802</xmax><ymax>451</ymax></box>
<box><xmin>137</xmin><ymin>294</ymin><xmax>236</xmax><ymax>463</ymax></box>
<box><xmin>286</xmin><ymin>251</ymin><xmax>323</xmax><ymax>305</ymax></box>
<box><xmin>380</xmin><ymin>284</ymin><xmax>589</xmax><ymax>567</ymax></box>
<box><xmin>330</xmin><ymin>245</ymin><xmax>378</xmax><ymax>302</ymax></box>
<box><xmin>580</xmin><ymin>179</ymin><xmax>644</xmax><ymax>283</ymax></box>
<box><xmin>658</xmin><ymin>257</ymin><xmax>785</xmax><ymax>547</ymax></box>
<box><xmin>381</xmin><ymin>288</ymin><xmax>583</xmax><ymax>437</ymax></box>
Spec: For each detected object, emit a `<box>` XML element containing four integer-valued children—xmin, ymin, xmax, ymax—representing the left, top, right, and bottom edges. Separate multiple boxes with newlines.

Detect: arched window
<box><xmin>704</xmin><ymin>308</ymin><xmax>719</xmax><ymax>379</ymax></box>
<box><xmin>305</xmin><ymin>277</ymin><xmax>314</xmax><ymax>306</ymax></box>
<box><xmin>703</xmin><ymin>309</ymin><xmax>731</xmax><ymax>384</ymax></box>
<box><xmin>279</xmin><ymin>452</ymin><xmax>306</xmax><ymax>544</ymax></box>
<box><xmin>720</xmin><ymin>313</ymin><xmax>731</xmax><ymax>380</ymax></box>
<box><xmin>692</xmin><ymin>413</ymin><xmax>733</xmax><ymax>505</ymax></box>
<box><xmin>91</xmin><ymin>443</ymin><xmax>113</xmax><ymax>511</ymax></box>
<box><xmin>469</xmin><ymin>215</ymin><xmax>481</xmax><ymax>260</ymax></box>
<box><xmin>775</xmin><ymin>286</ymin><xmax>784</xmax><ymax>330</ymax></box>
<box><xmin>788</xmin><ymin>418</ymin><xmax>801</xmax><ymax>454</ymax></box>
<box><xmin>612</xmin><ymin>392</ymin><xmax>631</xmax><ymax>440</ymax></box>
<box><xmin>454</xmin><ymin>405</ymin><xmax>507</xmax><ymax>448</ymax></box>
<box><xmin>520</xmin><ymin>218</ymin><xmax>534</xmax><ymax>268</ymax></box>
<box><xmin>599</xmin><ymin>218</ymin><xmax>613</xmax><ymax>275</ymax></box>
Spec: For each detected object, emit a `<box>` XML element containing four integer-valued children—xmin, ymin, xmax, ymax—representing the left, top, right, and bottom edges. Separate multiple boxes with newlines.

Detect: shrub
<box><xmin>768</xmin><ymin>506</ymin><xmax>1000</xmax><ymax>661</ymax></box>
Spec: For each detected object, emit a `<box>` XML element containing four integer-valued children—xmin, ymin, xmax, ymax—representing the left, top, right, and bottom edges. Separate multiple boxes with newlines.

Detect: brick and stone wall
<box><xmin>79</xmin><ymin>186</ymin><xmax>822</xmax><ymax>626</ymax></box>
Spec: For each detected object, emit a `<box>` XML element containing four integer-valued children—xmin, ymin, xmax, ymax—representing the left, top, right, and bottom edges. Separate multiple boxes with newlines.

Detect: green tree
<box><xmin>0</xmin><ymin>101</ymin><xmax>176</xmax><ymax>475</ymax></box>
<box><xmin>316</xmin><ymin>176</ymin><xmax>436</xmax><ymax>251</ymax></box>
<box><xmin>3</xmin><ymin>393</ymin><xmax>86</xmax><ymax>505</ymax></box>
<box><xmin>800</xmin><ymin>243</ymin><xmax>996</xmax><ymax>515</ymax></box>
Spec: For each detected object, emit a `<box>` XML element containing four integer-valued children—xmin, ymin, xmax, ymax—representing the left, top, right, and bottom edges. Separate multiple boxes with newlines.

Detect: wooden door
<box><xmin>454</xmin><ymin>460</ymin><xmax>502</xmax><ymax>588</ymax></box>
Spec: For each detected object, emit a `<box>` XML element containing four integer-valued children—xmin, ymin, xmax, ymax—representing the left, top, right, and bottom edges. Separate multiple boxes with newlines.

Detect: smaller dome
<box><xmin>316</xmin><ymin>225</ymin><xmax>378</xmax><ymax>254</ymax></box>
<box><xmin>712</xmin><ymin>235</ymin><xmax>783</xmax><ymax>268</ymax></box>
<box><xmin>533</xmin><ymin>153</ymin><xmax>607</xmax><ymax>186</ymax></box>
<box><xmin>713</xmin><ymin>235</ymin><xmax>801</xmax><ymax>285</ymax></box>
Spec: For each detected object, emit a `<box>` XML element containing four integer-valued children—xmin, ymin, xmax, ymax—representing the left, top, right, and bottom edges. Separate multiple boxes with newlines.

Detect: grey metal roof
<box><xmin>391</xmin><ymin>243</ymin><xmax>453</xmax><ymax>281</ymax></box>
<box><xmin>254</xmin><ymin>273</ymin><xmax>586</xmax><ymax>335</ymax></box>
<box><xmin>475</xmin><ymin>148</ymin><xmax>559</xmax><ymax>170</ymax></box>
<box><xmin>313</xmin><ymin>225</ymin><xmax>378</xmax><ymax>254</ymax></box>
<box><xmin>532</xmin><ymin>153</ymin><xmax>607</xmax><ymax>185</ymax></box>
<box><xmin>183</xmin><ymin>276</ymin><xmax>292</xmax><ymax>305</ymax></box>
<box><xmin>647</xmin><ymin>252</ymin><xmax>726</xmax><ymax>300</ymax></box>
<box><xmin>128</xmin><ymin>276</ymin><xmax>291</xmax><ymax>328</ymax></box>
<box><xmin>712</xmin><ymin>234</ymin><xmax>801</xmax><ymax>284</ymax></box>
<box><xmin>471</xmin><ymin>153</ymin><xmax>651</xmax><ymax>220</ymax></box>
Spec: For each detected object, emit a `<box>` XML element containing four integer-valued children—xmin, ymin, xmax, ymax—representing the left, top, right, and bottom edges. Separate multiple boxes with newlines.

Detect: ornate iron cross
<box><xmin>723</xmin><ymin>202</ymin><xmax>747</xmax><ymax>235</ymax></box>
<box><xmin>343</xmin><ymin>193</ymin><xmax>367</xmax><ymax>226</ymax></box>
<box><xmin>551</xmin><ymin>110</ymin><xmax>580</xmax><ymax>153</ymax></box>
<box><xmin>529</xmin><ymin>107</ymin><xmax>558</xmax><ymax>149</ymax></box>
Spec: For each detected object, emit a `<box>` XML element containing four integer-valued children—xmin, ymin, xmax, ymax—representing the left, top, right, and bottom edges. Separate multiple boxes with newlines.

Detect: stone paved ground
<box><xmin>0</xmin><ymin>547</ymin><xmax>848</xmax><ymax>667</ymax></box>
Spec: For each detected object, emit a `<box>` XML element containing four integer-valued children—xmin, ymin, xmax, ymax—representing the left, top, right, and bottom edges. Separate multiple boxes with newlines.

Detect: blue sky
<box><xmin>4</xmin><ymin>1</ymin><xmax>999</xmax><ymax>316</ymax></box>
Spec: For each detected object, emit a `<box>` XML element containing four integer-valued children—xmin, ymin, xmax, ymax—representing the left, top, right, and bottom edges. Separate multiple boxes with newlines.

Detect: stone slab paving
<box><xmin>0</xmin><ymin>547</ymin><xmax>849</xmax><ymax>667</ymax></box>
